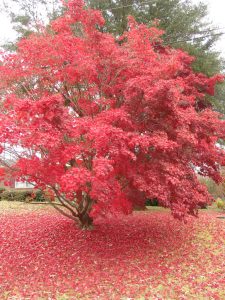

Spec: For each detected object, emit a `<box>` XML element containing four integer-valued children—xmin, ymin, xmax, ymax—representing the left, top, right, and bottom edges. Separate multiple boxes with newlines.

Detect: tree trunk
<box><xmin>78</xmin><ymin>212</ymin><xmax>93</xmax><ymax>230</ymax></box>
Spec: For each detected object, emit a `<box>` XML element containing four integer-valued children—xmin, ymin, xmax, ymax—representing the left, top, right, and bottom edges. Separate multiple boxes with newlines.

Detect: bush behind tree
<box><xmin>0</xmin><ymin>190</ymin><xmax>47</xmax><ymax>202</ymax></box>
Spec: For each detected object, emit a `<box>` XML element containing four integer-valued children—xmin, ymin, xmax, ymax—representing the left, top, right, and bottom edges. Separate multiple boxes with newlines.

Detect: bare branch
<box><xmin>51</xmin><ymin>185</ymin><xmax>79</xmax><ymax>217</ymax></box>
<box><xmin>45</xmin><ymin>199</ymin><xmax>78</xmax><ymax>222</ymax></box>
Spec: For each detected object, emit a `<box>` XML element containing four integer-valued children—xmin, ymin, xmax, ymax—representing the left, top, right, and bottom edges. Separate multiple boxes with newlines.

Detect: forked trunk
<box><xmin>78</xmin><ymin>212</ymin><xmax>93</xmax><ymax>230</ymax></box>
<box><xmin>51</xmin><ymin>188</ymin><xmax>94</xmax><ymax>229</ymax></box>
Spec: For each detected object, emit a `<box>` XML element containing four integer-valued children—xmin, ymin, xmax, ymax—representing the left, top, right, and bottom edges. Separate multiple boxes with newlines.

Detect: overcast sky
<box><xmin>193</xmin><ymin>0</ymin><xmax>225</xmax><ymax>57</ymax></box>
<box><xmin>0</xmin><ymin>0</ymin><xmax>224</xmax><ymax>57</ymax></box>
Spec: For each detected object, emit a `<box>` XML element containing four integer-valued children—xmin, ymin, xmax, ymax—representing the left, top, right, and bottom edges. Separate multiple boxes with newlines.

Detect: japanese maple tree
<box><xmin>0</xmin><ymin>0</ymin><xmax>224</xmax><ymax>228</ymax></box>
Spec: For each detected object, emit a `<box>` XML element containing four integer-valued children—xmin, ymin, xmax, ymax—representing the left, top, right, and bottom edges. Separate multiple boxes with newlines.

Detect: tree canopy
<box><xmin>3</xmin><ymin>0</ymin><xmax>225</xmax><ymax>114</ymax></box>
<box><xmin>0</xmin><ymin>0</ymin><xmax>224</xmax><ymax>228</ymax></box>
<box><xmin>3</xmin><ymin>0</ymin><xmax>224</xmax><ymax>76</ymax></box>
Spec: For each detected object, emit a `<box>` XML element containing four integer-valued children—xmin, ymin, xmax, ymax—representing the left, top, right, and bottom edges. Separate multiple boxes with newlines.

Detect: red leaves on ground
<box><xmin>0</xmin><ymin>210</ymin><xmax>224</xmax><ymax>299</ymax></box>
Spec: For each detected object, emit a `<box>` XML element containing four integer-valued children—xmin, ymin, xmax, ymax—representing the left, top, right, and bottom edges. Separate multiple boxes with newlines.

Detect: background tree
<box><xmin>87</xmin><ymin>0</ymin><xmax>225</xmax><ymax>112</ymax></box>
<box><xmin>0</xmin><ymin>0</ymin><xmax>224</xmax><ymax>229</ymax></box>
<box><xmin>87</xmin><ymin>0</ymin><xmax>224</xmax><ymax>76</ymax></box>
<box><xmin>1</xmin><ymin>0</ymin><xmax>63</xmax><ymax>50</ymax></box>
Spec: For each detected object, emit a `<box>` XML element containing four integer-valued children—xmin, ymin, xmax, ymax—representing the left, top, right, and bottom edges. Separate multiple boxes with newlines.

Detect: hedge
<box><xmin>0</xmin><ymin>190</ymin><xmax>47</xmax><ymax>202</ymax></box>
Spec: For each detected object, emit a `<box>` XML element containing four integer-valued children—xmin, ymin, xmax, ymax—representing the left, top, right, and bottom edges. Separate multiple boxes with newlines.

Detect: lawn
<box><xmin>0</xmin><ymin>201</ymin><xmax>224</xmax><ymax>300</ymax></box>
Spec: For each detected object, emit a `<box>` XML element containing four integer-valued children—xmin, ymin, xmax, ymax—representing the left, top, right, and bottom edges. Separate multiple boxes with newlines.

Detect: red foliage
<box><xmin>0</xmin><ymin>0</ymin><xmax>224</xmax><ymax>222</ymax></box>
<box><xmin>0</xmin><ymin>210</ymin><xmax>224</xmax><ymax>299</ymax></box>
<box><xmin>0</xmin><ymin>167</ymin><xmax>4</xmax><ymax>179</ymax></box>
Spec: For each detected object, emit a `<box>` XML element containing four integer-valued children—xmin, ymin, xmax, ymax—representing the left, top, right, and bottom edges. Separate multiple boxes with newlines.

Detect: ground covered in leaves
<box><xmin>0</xmin><ymin>202</ymin><xmax>224</xmax><ymax>299</ymax></box>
